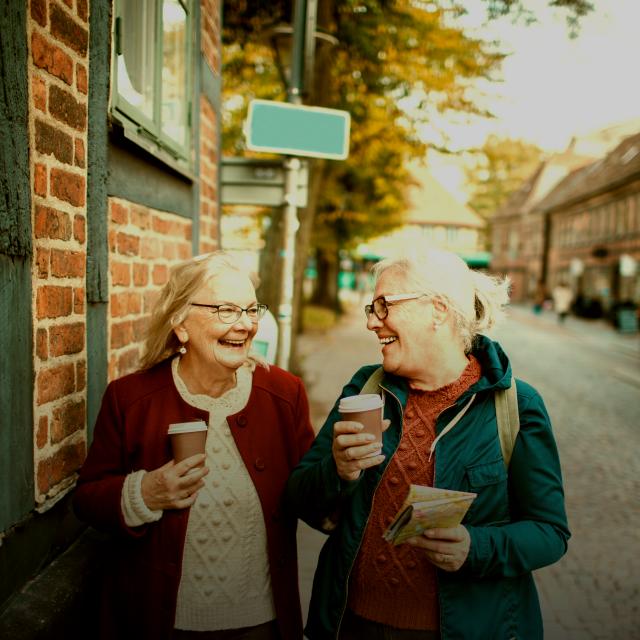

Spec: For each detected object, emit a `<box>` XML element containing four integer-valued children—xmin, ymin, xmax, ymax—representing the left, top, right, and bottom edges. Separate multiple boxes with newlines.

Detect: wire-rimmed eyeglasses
<box><xmin>364</xmin><ymin>293</ymin><xmax>428</xmax><ymax>321</ymax></box>
<box><xmin>191</xmin><ymin>302</ymin><xmax>268</xmax><ymax>324</ymax></box>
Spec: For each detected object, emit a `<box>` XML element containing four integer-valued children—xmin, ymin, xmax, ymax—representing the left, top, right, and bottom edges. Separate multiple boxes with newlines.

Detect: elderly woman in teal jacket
<box><xmin>285</xmin><ymin>248</ymin><xmax>570</xmax><ymax>640</ymax></box>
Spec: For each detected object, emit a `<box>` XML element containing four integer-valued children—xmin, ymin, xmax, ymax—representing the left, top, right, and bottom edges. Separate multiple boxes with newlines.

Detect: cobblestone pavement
<box><xmin>295</xmin><ymin>303</ymin><xmax>640</xmax><ymax>639</ymax></box>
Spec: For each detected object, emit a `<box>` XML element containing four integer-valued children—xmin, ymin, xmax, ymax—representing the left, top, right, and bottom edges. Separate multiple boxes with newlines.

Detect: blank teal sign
<box><xmin>245</xmin><ymin>99</ymin><xmax>350</xmax><ymax>160</ymax></box>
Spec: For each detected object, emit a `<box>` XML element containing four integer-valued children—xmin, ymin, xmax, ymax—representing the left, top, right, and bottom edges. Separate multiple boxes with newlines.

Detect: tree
<box><xmin>465</xmin><ymin>135</ymin><xmax>544</xmax><ymax>222</ymax></box>
<box><xmin>221</xmin><ymin>0</ymin><xmax>592</xmax><ymax>365</ymax></box>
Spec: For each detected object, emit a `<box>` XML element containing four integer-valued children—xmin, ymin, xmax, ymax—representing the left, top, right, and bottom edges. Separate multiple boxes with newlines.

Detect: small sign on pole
<box><xmin>245</xmin><ymin>99</ymin><xmax>350</xmax><ymax>160</ymax></box>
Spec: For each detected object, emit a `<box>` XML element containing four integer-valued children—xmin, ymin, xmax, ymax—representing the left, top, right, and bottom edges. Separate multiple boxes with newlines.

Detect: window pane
<box><xmin>162</xmin><ymin>0</ymin><xmax>187</xmax><ymax>146</ymax></box>
<box><xmin>117</xmin><ymin>0</ymin><xmax>156</xmax><ymax>119</ymax></box>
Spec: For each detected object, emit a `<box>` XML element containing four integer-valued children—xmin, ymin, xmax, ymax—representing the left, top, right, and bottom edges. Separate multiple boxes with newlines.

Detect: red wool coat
<box><xmin>73</xmin><ymin>358</ymin><xmax>315</xmax><ymax>640</ymax></box>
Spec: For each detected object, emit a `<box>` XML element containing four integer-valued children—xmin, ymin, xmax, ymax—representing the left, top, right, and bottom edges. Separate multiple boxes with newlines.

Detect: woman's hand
<box><xmin>141</xmin><ymin>453</ymin><xmax>209</xmax><ymax>511</ymax></box>
<box><xmin>407</xmin><ymin>525</ymin><xmax>471</xmax><ymax>572</ymax></box>
<box><xmin>332</xmin><ymin>420</ymin><xmax>389</xmax><ymax>482</ymax></box>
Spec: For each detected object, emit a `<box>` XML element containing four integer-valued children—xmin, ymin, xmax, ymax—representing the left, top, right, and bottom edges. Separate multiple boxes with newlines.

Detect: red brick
<box><xmin>110</xmin><ymin>291</ymin><xmax>142</xmax><ymax>317</ymax></box>
<box><xmin>36</xmin><ymin>415</ymin><xmax>48</xmax><ymax>449</ymax></box>
<box><xmin>49</xmin><ymin>84</ymin><xmax>86</xmax><ymax>131</ymax></box>
<box><xmin>35</xmin><ymin>118</ymin><xmax>74</xmax><ymax>164</ymax></box>
<box><xmin>108</xmin><ymin>229</ymin><xmax>117</xmax><ymax>252</ymax></box>
<box><xmin>161</xmin><ymin>242</ymin><xmax>177</xmax><ymax>260</ymax></box>
<box><xmin>130</xmin><ymin>205</ymin><xmax>151</xmax><ymax>230</ymax></box>
<box><xmin>50</xmin><ymin>3</ymin><xmax>88</xmax><ymax>56</ymax></box>
<box><xmin>152</xmin><ymin>263</ymin><xmax>168</xmax><ymax>285</ymax></box>
<box><xmin>117</xmin><ymin>232</ymin><xmax>140</xmax><ymax>257</ymax></box>
<box><xmin>36</xmin><ymin>328</ymin><xmax>48</xmax><ymax>360</ymax></box>
<box><xmin>31</xmin><ymin>32</ymin><xmax>73</xmax><ymax>85</ymax></box>
<box><xmin>37</xmin><ymin>362</ymin><xmax>75</xmax><ymax>404</ymax></box>
<box><xmin>152</xmin><ymin>216</ymin><xmax>170</xmax><ymax>234</ymax></box>
<box><xmin>33</xmin><ymin>75</ymin><xmax>47</xmax><ymax>112</ymax></box>
<box><xmin>37</xmin><ymin>440</ymin><xmax>86</xmax><ymax>494</ymax></box>
<box><xmin>31</xmin><ymin>0</ymin><xmax>47</xmax><ymax>26</ymax></box>
<box><xmin>34</xmin><ymin>163</ymin><xmax>47</xmax><ymax>197</ymax></box>
<box><xmin>132</xmin><ymin>317</ymin><xmax>148</xmax><ymax>337</ymax></box>
<box><xmin>73</xmin><ymin>215</ymin><xmax>85</xmax><ymax>243</ymax></box>
<box><xmin>50</xmin><ymin>167</ymin><xmax>85</xmax><ymax>207</ymax></box>
<box><xmin>76</xmin><ymin>63</ymin><xmax>87</xmax><ymax>94</ymax></box>
<box><xmin>117</xmin><ymin>348</ymin><xmax>140</xmax><ymax>377</ymax></box>
<box><xmin>110</xmin><ymin>201</ymin><xmax>129</xmax><ymax>225</ymax></box>
<box><xmin>111</xmin><ymin>261</ymin><xmax>131</xmax><ymax>287</ymax></box>
<box><xmin>110</xmin><ymin>320</ymin><xmax>133</xmax><ymax>349</ymax></box>
<box><xmin>133</xmin><ymin>263</ymin><xmax>149</xmax><ymax>287</ymax></box>
<box><xmin>51</xmin><ymin>399</ymin><xmax>85</xmax><ymax>443</ymax></box>
<box><xmin>73</xmin><ymin>287</ymin><xmax>85</xmax><ymax>314</ymax></box>
<box><xmin>177</xmin><ymin>243</ymin><xmax>191</xmax><ymax>260</ymax></box>
<box><xmin>77</xmin><ymin>0</ymin><xmax>88</xmax><ymax>22</ymax></box>
<box><xmin>34</xmin><ymin>205</ymin><xmax>71</xmax><ymax>240</ymax></box>
<box><xmin>49</xmin><ymin>322</ymin><xmax>85</xmax><ymax>356</ymax></box>
<box><xmin>74</xmin><ymin>137</ymin><xmax>85</xmax><ymax>167</ymax></box>
<box><xmin>36</xmin><ymin>285</ymin><xmax>73</xmax><ymax>319</ymax></box>
<box><xmin>50</xmin><ymin>249</ymin><xmax>85</xmax><ymax>278</ymax></box>
<box><xmin>144</xmin><ymin>290</ymin><xmax>160</xmax><ymax>313</ymax></box>
<box><xmin>140</xmin><ymin>236</ymin><xmax>160</xmax><ymax>259</ymax></box>
<box><xmin>35</xmin><ymin>247</ymin><xmax>49</xmax><ymax>278</ymax></box>
<box><xmin>76</xmin><ymin>359</ymin><xmax>86</xmax><ymax>391</ymax></box>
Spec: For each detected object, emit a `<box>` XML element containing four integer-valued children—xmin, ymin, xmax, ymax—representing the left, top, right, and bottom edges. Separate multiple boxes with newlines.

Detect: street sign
<box><xmin>221</xmin><ymin>157</ymin><xmax>308</xmax><ymax>207</ymax></box>
<box><xmin>245</xmin><ymin>99</ymin><xmax>350</xmax><ymax>160</ymax></box>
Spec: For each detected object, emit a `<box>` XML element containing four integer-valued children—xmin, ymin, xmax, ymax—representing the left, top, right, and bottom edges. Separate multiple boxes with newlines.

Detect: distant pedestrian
<box><xmin>532</xmin><ymin>279</ymin><xmax>547</xmax><ymax>314</ymax></box>
<box><xmin>552</xmin><ymin>281</ymin><xmax>573</xmax><ymax>323</ymax></box>
<box><xmin>285</xmin><ymin>247</ymin><xmax>570</xmax><ymax>640</ymax></box>
<box><xmin>74</xmin><ymin>251</ymin><xmax>315</xmax><ymax>640</ymax></box>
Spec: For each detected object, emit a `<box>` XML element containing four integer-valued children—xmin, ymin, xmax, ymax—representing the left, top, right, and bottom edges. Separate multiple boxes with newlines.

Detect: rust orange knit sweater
<box><xmin>347</xmin><ymin>356</ymin><xmax>481</xmax><ymax>630</ymax></box>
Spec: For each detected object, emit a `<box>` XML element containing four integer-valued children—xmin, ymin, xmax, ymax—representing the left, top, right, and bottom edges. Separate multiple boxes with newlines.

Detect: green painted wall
<box><xmin>0</xmin><ymin>0</ymin><xmax>34</xmax><ymax>532</ymax></box>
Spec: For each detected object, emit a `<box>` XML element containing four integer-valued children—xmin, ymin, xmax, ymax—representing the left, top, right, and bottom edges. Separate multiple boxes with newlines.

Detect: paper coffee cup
<box><xmin>338</xmin><ymin>394</ymin><xmax>384</xmax><ymax>439</ymax></box>
<box><xmin>168</xmin><ymin>420</ymin><xmax>208</xmax><ymax>463</ymax></box>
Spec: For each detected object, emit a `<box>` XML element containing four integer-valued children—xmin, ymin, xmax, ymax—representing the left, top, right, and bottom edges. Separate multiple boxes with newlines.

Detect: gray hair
<box><xmin>140</xmin><ymin>251</ymin><xmax>264</xmax><ymax>369</ymax></box>
<box><xmin>371</xmin><ymin>248</ymin><xmax>510</xmax><ymax>352</ymax></box>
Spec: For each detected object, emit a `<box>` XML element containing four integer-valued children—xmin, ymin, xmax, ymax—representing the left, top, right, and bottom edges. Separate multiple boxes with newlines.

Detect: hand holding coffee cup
<box><xmin>333</xmin><ymin>394</ymin><xmax>387</xmax><ymax>482</ymax></box>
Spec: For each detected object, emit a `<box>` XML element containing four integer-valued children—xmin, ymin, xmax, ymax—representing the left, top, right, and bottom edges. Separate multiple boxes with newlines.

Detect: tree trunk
<box><xmin>257</xmin><ymin>207</ymin><xmax>285</xmax><ymax>314</ymax></box>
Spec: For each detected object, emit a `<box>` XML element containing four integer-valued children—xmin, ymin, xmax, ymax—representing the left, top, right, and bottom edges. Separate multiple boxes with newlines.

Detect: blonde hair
<box><xmin>139</xmin><ymin>251</ymin><xmax>264</xmax><ymax>370</ymax></box>
<box><xmin>371</xmin><ymin>247</ymin><xmax>510</xmax><ymax>352</ymax></box>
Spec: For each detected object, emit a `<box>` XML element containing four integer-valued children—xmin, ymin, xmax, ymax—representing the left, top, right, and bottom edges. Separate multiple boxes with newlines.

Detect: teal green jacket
<box><xmin>285</xmin><ymin>336</ymin><xmax>570</xmax><ymax>639</ymax></box>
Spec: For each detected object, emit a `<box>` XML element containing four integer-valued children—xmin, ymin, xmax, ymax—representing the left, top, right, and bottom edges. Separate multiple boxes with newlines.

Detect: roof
<box><xmin>494</xmin><ymin>151</ymin><xmax>594</xmax><ymax>219</ymax></box>
<box><xmin>535</xmin><ymin>131</ymin><xmax>640</xmax><ymax>212</ymax></box>
<box><xmin>405</xmin><ymin>163</ymin><xmax>484</xmax><ymax>229</ymax></box>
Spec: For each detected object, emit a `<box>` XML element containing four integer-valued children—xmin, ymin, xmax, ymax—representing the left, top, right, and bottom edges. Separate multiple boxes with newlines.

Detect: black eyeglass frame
<box><xmin>191</xmin><ymin>302</ymin><xmax>269</xmax><ymax>324</ymax></box>
<box><xmin>364</xmin><ymin>293</ymin><xmax>428</xmax><ymax>320</ymax></box>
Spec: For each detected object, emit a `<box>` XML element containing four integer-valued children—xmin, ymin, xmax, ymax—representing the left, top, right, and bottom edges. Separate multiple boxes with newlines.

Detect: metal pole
<box><xmin>276</xmin><ymin>0</ymin><xmax>308</xmax><ymax>369</ymax></box>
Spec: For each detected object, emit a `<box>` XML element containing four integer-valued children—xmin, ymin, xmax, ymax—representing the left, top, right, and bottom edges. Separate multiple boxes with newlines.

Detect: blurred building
<box><xmin>0</xmin><ymin>1</ymin><xmax>223</xmax><ymax>632</ymax></box>
<box><xmin>358</xmin><ymin>163</ymin><xmax>487</xmax><ymax>267</ymax></box>
<box><xmin>490</xmin><ymin>121</ymin><xmax>640</xmax><ymax>306</ymax></box>
<box><xmin>538</xmin><ymin>132</ymin><xmax>640</xmax><ymax>318</ymax></box>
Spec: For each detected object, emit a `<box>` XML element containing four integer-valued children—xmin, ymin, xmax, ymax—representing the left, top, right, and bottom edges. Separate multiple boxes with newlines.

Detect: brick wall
<box><xmin>107</xmin><ymin>198</ymin><xmax>193</xmax><ymax>380</ymax></box>
<box><xmin>199</xmin><ymin>0</ymin><xmax>221</xmax><ymax>253</ymax></box>
<box><xmin>29</xmin><ymin>0</ymin><xmax>89</xmax><ymax>505</ymax></box>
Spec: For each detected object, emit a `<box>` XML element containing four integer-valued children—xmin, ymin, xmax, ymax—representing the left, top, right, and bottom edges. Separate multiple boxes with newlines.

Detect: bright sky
<box><xmin>425</xmin><ymin>0</ymin><xmax>640</xmax><ymax>200</ymax></box>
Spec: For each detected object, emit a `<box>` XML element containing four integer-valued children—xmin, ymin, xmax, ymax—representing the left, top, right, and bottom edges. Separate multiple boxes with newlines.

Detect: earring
<box><xmin>178</xmin><ymin>344</ymin><xmax>187</xmax><ymax>355</ymax></box>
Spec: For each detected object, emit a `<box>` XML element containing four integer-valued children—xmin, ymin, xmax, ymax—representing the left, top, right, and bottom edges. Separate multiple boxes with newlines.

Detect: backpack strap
<box><xmin>359</xmin><ymin>366</ymin><xmax>384</xmax><ymax>395</ymax></box>
<box><xmin>494</xmin><ymin>375</ymin><xmax>520</xmax><ymax>468</ymax></box>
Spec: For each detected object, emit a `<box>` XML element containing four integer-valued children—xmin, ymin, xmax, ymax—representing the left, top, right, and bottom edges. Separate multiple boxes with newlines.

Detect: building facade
<box><xmin>541</xmin><ymin>133</ymin><xmax>640</xmax><ymax>318</ymax></box>
<box><xmin>0</xmin><ymin>0</ymin><xmax>222</xmax><ymax>630</ymax></box>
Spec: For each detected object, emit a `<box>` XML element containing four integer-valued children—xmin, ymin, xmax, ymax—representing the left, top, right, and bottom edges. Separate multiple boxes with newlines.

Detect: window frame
<box><xmin>110</xmin><ymin>0</ymin><xmax>193</xmax><ymax>173</ymax></box>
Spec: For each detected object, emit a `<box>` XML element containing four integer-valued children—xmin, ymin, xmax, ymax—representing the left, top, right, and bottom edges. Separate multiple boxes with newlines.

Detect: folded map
<box><xmin>383</xmin><ymin>484</ymin><xmax>477</xmax><ymax>545</ymax></box>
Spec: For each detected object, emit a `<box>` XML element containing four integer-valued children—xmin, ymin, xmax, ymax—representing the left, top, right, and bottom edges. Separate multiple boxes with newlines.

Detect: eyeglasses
<box><xmin>364</xmin><ymin>293</ymin><xmax>428</xmax><ymax>321</ymax></box>
<box><xmin>191</xmin><ymin>302</ymin><xmax>268</xmax><ymax>324</ymax></box>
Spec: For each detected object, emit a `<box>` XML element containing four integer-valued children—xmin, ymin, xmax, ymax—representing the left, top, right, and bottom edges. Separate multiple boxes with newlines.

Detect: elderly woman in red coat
<box><xmin>74</xmin><ymin>251</ymin><xmax>315</xmax><ymax>640</ymax></box>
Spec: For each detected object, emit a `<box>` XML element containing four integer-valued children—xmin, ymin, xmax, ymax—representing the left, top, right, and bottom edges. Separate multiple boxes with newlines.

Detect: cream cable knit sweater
<box><xmin>121</xmin><ymin>360</ymin><xmax>275</xmax><ymax>631</ymax></box>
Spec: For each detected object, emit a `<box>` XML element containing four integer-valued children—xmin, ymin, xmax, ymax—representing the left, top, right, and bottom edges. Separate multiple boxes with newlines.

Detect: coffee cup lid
<box><xmin>338</xmin><ymin>394</ymin><xmax>383</xmax><ymax>413</ymax></box>
<box><xmin>168</xmin><ymin>420</ymin><xmax>208</xmax><ymax>434</ymax></box>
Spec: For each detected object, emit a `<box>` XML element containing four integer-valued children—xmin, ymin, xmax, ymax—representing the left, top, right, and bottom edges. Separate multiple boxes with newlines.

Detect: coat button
<box><xmin>405</xmin><ymin>409</ymin><xmax>415</xmax><ymax>419</ymax></box>
<box><xmin>390</xmin><ymin>577</ymin><xmax>400</xmax><ymax>586</ymax></box>
<box><xmin>407</xmin><ymin>560</ymin><xmax>417</xmax><ymax>569</ymax></box>
<box><xmin>407</xmin><ymin>462</ymin><xmax>417</xmax><ymax>471</ymax></box>
<box><xmin>254</xmin><ymin>458</ymin><xmax>266</xmax><ymax>471</ymax></box>
<box><xmin>376</xmin><ymin>554</ymin><xmax>387</xmax><ymax>563</ymax></box>
<box><xmin>389</xmin><ymin>476</ymin><xmax>399</xmax><ymax>485</ymax></box>
<box><xmin>236</xmin><ymin>415</ymin><xmax>248</xmax><ymax>427</ymax></box>
<box><xmin>415</xmin><ymin>430</ymin><xmax>425</xmax><ymax>437</ymax></box>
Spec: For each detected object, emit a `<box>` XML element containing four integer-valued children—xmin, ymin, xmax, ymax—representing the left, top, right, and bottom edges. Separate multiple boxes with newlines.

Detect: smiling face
<box><xmin>176</xmin><ymin>270</ymin><xmax>259</xmax><ymax>376</ymax></box>
<box><xmin>366</xmin><ymin>267</ymin><xmax>436</xmax><ymax>379</ymax></box>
